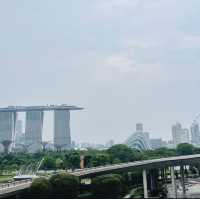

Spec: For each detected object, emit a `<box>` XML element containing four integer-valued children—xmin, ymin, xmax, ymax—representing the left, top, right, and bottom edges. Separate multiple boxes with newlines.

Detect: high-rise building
<box><xmin>25</xmin><ymin>111</ymin><xmax>44</xmax><ymax>152</ymax></box>
<box><xmin>54</xmin><ymin>110</ymin><xmax>71</xmax><ymax>151</ymax></box>
<box><xmin>14</xmin><ymin>120</ymin><xmax>23</xmax><ymax>145</ymax></box>
<box><xmin>172</xmin><ymin>122</ymin><xmax>190</xmax><ymax>148</ymax></box>
<box><xmin>0</xmin><ymin>112</ymin><xmax>16</xmax><ymax>152</ymax></box>
<box><xmin>150</xmin><ymin>138</ymin><xmax>165</xmax><ymax>149</ymax></box>
<box><xmin>136</xmin><ymin>123</ymin><xmax>143</xmax><ymax>132</ymax></box>
<box><xmin>191</xmin><ymin>122</ymin><xmax>200</xmax><ymax>145</ymax></box>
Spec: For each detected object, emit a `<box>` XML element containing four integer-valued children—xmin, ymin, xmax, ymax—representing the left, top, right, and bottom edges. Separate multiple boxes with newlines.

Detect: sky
<box><xmin>1</xmin><ymin>0</ymin><xmax>200</xmax><ymax>143</ymax></box>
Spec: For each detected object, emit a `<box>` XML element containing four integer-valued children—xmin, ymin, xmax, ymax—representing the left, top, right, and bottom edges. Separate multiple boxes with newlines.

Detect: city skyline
<box><xmin>1</xmin><ymin>1</ymin><xmax>200</xmax><ymax>143</ymax></box>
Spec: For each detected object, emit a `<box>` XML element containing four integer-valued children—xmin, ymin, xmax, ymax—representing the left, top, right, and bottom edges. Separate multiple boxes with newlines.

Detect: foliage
<box><xmin>65</xmin><ymin>151</ymin><xmax>80</xmax><ymax>169</ymax></box>
<box><xmin>30</xmin><ymin>178</ymin><xmax>52</xmax><ymax>199</ymax></box>
<box><xmin>49</xmin><ymin>172</ymin><xmax>79</xmax><ymax>199</ymax></box>
<box><xmin>92</xmin><ymin>174</ymin><xmax>124</xmax><ymax>199</ymax></box>
<box><xmin>176</xmin><ymin>143</ymin><xmax>194</xmax><ymax>155</ymax></box>
<box><xmin>107</xmin><ymin>144</ymin><xmax>141</xmax><ymax>163</ymax></box>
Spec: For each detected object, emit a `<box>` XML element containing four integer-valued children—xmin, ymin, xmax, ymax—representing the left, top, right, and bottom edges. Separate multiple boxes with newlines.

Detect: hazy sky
<box><xmin>1</xmin><ymin>0</ymin><xmax>200</xmax><ymax>143</ymax></box>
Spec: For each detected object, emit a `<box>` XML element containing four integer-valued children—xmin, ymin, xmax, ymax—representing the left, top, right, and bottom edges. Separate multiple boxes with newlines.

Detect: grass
<box><xmin>0</xmin><ymin>175</ymin><xmax>14</xmax><ymax>183</ymax></box>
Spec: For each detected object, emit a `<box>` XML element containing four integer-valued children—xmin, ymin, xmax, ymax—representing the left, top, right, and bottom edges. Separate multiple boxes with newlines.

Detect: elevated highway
<box><xmin>1</xmin><ymin>154</ymin><xmax>200</xmax><ymax>198</ymax></box>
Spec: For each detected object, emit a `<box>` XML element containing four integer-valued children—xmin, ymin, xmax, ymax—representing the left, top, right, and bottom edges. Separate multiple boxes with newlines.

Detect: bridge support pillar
<box><xmin>149</xmin><ymin>169</ymin><xmax>159</xmax><ymax>196</ymax></box>
<box><xmin>143</xmin><ymin>169</ymin><xmax>148</xmax><ymax>198</ymax></box>
<box><xmin>171</xmin><ymin>166</ymin><xmax>177</xmax><ymax>198</ymax></box>
<box><xmin>180</xmin><ymin>165</ymin><xmax>186</xmax><ymax>196</ymax></box>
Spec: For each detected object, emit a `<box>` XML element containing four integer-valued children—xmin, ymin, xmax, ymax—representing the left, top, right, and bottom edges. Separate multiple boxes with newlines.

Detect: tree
<box><xmin>55</xmin><ymin>158</ymin><xmax>64</xmax><ymax>170</ymax></box>
<box><xmin>42</xmin><ymin>156</ymin><xmax>55</xmax><ymax>170</ymax></box>
<box><xmin>29</xmin><ymin>178</ymin><xmax>52</xmax><ymax>199</ymax></box>
<box><xmin>49</xmin><ymin>173</ymin><xmax>79</xmax><ymax>199</ymax></box>
<box><xmin>91</xmin><ymin>154</ymin><xmax>110</xmax><ymax>167</ymax></box>
<box><xmin>176</xmin><ymin>143</ymin><xmax>194</xmax><ymax>155</ymax></box>
<box><xmin>65</xmin><ymin>151</ymin><xmax>80</xmax><ymax>169</ymax></box>
<box><xmin>92</xmin><ymin>174</ymin><xmax>124</xmax><ymax>199</ymax></box>
<box><xmin>107</xmin><ymin>144</ymin><xmax>138</xmax><ymax>163</ymax></box>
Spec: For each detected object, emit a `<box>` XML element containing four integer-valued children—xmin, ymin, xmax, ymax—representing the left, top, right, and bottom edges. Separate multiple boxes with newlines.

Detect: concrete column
<box><xmin>149</xmin><ymin>169</ymin><xmax>159</xmax><ymax>196</ymax></box>
<box><xmin>143</xmin><ymin>169</ymin><xmax>148</xmax><ymax>198</ymax></box>
<box><xmin>171</xmin><ymin>166</ymin><xmax>177</xmax><ymax>198</ymax></box>
<box><xmin>180</xmin><ymin>165</ymin><xmax>186</xmax><ymax>196</ymax></box>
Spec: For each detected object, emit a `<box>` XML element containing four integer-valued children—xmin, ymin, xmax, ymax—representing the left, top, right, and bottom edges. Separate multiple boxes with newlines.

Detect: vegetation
<box><xmin>92</xmin><ymin>174</ymin><xmax>124</xmax><ymax>199</ymax></box>
<box><xmin>1</xmin><ymin>143</ymin><xmax>200</xmax><ymax>198</ymax></box>
<box><xmin>0</xmin><ymin>143</ymin><xmax>199</xmax><ymax>173</ymax></box>
<box><xmin>29</xmin><ymin>178</ymin><xmax>52</xmax><ymax>199</ymax></box>
<box><xmin>176</xmin><ymin>143</ymin><xmax>194</xmax><ymax>155</ymax></box>
<box><xmin>49</xmin><ymin>173</ymin><xmax>79</xmax><ymax>199</ymax></box>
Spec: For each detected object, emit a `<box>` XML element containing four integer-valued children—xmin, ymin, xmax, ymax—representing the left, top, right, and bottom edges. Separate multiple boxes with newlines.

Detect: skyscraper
<box><xmin>191</xmin><ymin>122</ymin><xmax>200</xmax><ymax>145</ymax></box>
<box><xmin>25</xmin><ymin>111</ymin><xmax>44</xmax><ymax>152</ymax></box>
<box><xmin>0</xmin><ymin>112</ymin><xmax>16</xmax><ymax>152</ymax></box>
<box><xmin>54</xmin><ymin>110</ymin><xmax>71</xmax><ymax>151</ymax></box>
<box><xmin>136</xmin><ymin>123</ymin><xmax>143</xmax><ymax>132</ymax></box>
<box><xmin>15</xmin><ymin>120</ymin><xmax>23</xmax><ymax>144</ymax></box>
<box><xmin>172</xmin><ymin>122</ymin><xmax>190</xmax><ymax>148</ymax></box>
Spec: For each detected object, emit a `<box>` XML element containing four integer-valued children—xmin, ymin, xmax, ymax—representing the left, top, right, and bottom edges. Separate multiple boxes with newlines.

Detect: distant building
<box><xmin>54</xmin><ymin>110</ymin><xmax>71</xmax><ymax>151</ymax></box>
<box><xmin>166</xmin><ymin>140</ymin><xmax>174</xmax><ymax>149</ymax></box>
<box><xmin>0</xmin><ymin>112</ymin><xmax>16</xmax><ymax>152</ymax></box>
<box><xmin>191</xmin><ymin>122</ymin><xmax>200</xmax><ymax>145</ymax></box>
<box><xmin>172</xmin><ymin>122</ymin><xmax>190</xmax><ymax>148</ymax></box>
<box><xmin>15</xmin><ymin>120</ymin><xmax>23</xmax><ymax>144</ymax></box>
<box><xmin>25</xmin><ymin>111</ymin><xmax>43</xmax><ymax>152</ymax></box>
<box><xmin>125</xmin><ymin>123</ymin><xmax>151</xmax><ymax>151</ymax></box>
<box><xmin>136</xmin><ymin>123</ymin><xmax>143</xmax><ymax>132</ymax></box>
<box><xmin>105</xmin><ymin>140</ymin><xmax>114</xmax><ymax>148</ymax></box>
<box><xmin>150</xmin><ymin>138</ymin><xmax>164</xmax><ymax>149</ymax></box>
<box><xmin>14</xmin><ymin>120</ymin><xmax>25</xmax><ymax>151</ymax></box>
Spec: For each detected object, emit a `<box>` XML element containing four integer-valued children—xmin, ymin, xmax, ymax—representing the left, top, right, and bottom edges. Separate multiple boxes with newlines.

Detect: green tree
<box><xmin>29</xmin><ymin>178</ymin><xmax>52</xmax><ymax>199</ymax></box>
<box><xmin>49</xmin><ymin>173</ymin><xmax>79</xmax><ymax>199</ymax></box>
<box><xmin>176</xmin><ymin>143</ymin><xmax>194</xmax><ymax>155</ymax></box>
<box><xmin>107</xmin><ymin>144</ymin><xmax>138</xmax><ymax>163</ymax></box>
<box><xmin>42</xmin><ymin>156</ymin><xmax>55</xmax><ymax>170</ymax></box>
<box><xmin>55</xmin><ymin>158</ymin><xmax>64</xmax><ymax>170</ymax></box>
<box><xmin>65</xmin><ymin>151</ymin><xmax>80</xmax><ymax>169</ymax></box>
<box><xmin>92</xmin><ymin>174</ymin><xmax>124</xmax><ymax>199</ymax></box>
<box><xmin>91</xmin><ymin>154</ymin><xmax>110</xmax><ymax>167</ymax></box>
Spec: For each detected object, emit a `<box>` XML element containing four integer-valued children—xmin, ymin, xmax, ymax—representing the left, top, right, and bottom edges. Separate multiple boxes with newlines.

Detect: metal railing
<box><xmin>0</xmin><ymin>179</ymin><xmax>32</xmax><ymax>195</ymax></box>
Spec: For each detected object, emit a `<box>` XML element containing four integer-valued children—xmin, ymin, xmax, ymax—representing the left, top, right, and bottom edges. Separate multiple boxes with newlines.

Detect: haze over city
<box><xmin>1</xmin><ymin>0</ymin><xmax>200</xmax><ymax>143</ymax></box>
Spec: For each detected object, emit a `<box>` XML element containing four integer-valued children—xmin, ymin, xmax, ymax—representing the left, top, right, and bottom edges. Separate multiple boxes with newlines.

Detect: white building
<box><xmin>150</xmin><ymin>138</ymin><xmax>165</xmax><ymax>149</ymax></box>
<box><xmin>125</xmin><ymin>123</ymin><xmax>151</xmax><ymax>151</ymax></box>
<box><xmin>191</xmin><ymin>122</ymin><xmax>200</xmax><ymax>145</ymax></box>
<box><xmin>172</xmin><ymin>122</ymin><xmax>190</xmax><ymax>148</ymax></box>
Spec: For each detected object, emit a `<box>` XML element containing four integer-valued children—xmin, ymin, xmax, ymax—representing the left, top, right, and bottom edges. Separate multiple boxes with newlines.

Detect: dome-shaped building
<box><xmin>125</xmin><ymin>123</ymin><xmax>151</xmax><ymax>151</ymax></box>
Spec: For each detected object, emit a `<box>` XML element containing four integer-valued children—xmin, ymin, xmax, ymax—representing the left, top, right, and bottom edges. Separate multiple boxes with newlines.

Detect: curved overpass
<box><xmin>73</xmin><ymin>154</ymin><xmax>200</xmax><ymax>178</ymax></box>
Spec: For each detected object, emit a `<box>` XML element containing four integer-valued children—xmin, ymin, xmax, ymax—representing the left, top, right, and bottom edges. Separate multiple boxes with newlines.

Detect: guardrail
<box><xmin>0</xmin><ymin>179</ymin><xmax>32</xmax><ymax>195</ymax></box>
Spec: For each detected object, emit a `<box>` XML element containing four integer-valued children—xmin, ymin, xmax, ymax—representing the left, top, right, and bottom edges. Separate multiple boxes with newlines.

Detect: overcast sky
<box><xmin>1</xmin><ymin>0</ymin><xmax>200</xmax><ymax>143</ymax></box>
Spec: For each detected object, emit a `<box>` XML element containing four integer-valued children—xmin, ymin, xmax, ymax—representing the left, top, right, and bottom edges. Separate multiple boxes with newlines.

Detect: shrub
<box><xmin>92</xmin><ymin>174</ymin><xmax>124</xmax><ymax>199</ymax></box>
<box><xmin>30</xmin><ymin>178</ymin><xmax>52</xmax><ymax>199</ymax></box>
<box><xmin>49</xmin><ymin>172</ymin><xmax>79</xmax><ymax>199</ymax></box>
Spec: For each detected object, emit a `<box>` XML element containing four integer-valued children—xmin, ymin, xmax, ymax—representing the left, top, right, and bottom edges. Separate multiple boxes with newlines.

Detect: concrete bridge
<box><xmin>1</xmin><ymin>154</ymin><xmax>200</xmax><ymax>198</ymax></box>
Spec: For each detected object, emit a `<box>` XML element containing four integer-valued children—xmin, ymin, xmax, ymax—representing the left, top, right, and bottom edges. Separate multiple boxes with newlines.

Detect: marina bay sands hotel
<box><xmin>0</xmin><ymin>105</ymin><xmax>83</xmax><ymax>153</ymax></box>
